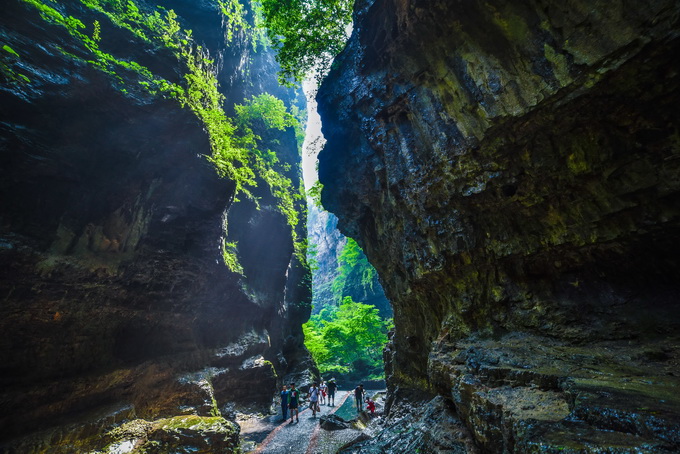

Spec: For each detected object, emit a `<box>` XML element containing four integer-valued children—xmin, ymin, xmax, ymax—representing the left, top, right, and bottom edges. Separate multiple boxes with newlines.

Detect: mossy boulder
<box><xmin>103</xmin><ymin>415</ymin><xmax>240</xmax><ymax>454</ymax></box>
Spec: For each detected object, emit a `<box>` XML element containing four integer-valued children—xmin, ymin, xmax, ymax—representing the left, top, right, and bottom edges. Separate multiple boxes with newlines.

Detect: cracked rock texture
<box><xmin>0</xmin><ymin>0</ymin><xmax>313</xmax><ymax>452</ymax></box>
<box><xmin>318</xmin><ymin>0</ymin><xmax>680</xmax><ymax>451</ymax></box>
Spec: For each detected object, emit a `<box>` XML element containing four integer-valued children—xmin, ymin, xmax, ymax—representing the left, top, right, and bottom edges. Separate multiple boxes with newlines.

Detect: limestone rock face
<box><xmin>318</xmin><ymin>0</ymin><xmax>680</xmax><ymax>451</ymax></box>
<box><xmin>0</xmin><ymin>0</ymin><xmax>313</xmax><ymax>451</ymax></box>
<box><xmin>307</xmin><ymin>205</ymin><xmax>347</xmax><ymax>309</ymax></box>
<box><xmin>308</xmin><ymin>204</ymin><xmax>391</xmax><ymax>317</ymax></box>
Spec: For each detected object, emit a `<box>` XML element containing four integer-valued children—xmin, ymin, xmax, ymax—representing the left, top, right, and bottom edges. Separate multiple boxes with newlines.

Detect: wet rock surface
<box><xmin>318</xmin><ymin>0</ymin><xmax>680</xmax><ymax>451</ymax></box>
<box><xmin>320</xmin><ymin>414</ymin><xmax>351</xmax><ymax>431</ymax></box>
<box><xmin>339</xmin><ymin>395</ymin><xmax>477</xmax><ymax>454</ymax></box>
<box><xmin>0</xmin><ymin>0</ymin><xmax>313</xmax><ymax>451</ymax></box>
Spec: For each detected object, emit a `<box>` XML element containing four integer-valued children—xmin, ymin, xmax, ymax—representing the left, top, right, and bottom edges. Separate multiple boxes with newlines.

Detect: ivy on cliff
<box><xmin>19</xmin><ymin>0</ymin><xmax>307</xmax><ymax>271</ymax></box>
<box><xmin>21</xmin><ymin>0</ymin><xmax>160</xmax><ymax>91</ymax></box>
<box><xmin>1</xmin><ymin>45</ymin><xmax>30</xmax><ymax>84</ymax></box>
<box><xmin>234</xmin><ymin>93</ymin><xmax>306</xmax><ymax>257</ymax></box>
<box><xmin>217</xmin><ymin>0</ymin><xmax>268</xmax><ymax>49</ymax></box>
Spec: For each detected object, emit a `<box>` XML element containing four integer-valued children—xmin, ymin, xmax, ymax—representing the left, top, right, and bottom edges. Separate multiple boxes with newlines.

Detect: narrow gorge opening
<box><xmin>303</xmin><ymin>81</ymin><xmax>393</xmax><ymax>390</ymax></box>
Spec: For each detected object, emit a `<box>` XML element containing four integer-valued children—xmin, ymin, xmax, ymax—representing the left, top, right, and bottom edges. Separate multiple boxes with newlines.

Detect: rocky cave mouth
<box><xmin>2</xmin><ymin>0</ymin><xmax>680</xmax><ymax>453</ymax></box>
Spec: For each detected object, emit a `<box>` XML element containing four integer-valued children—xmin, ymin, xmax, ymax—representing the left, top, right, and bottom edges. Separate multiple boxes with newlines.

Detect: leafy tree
<box><xmin>259</xmin><ymin>0</ymin><xmax>353</xmax><ymax>84</ymax></box>
<box><xmin>235</xmin><ymin>93</ymin><xmax>297</xmax><ymax>131</ymax></box>
<box><xmin>303</xmin><ymin>297</ymin><xmax>389</xmax><ymax>379</ymax></box>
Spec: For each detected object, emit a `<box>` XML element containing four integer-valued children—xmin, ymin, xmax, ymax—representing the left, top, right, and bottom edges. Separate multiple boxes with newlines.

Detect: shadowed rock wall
<box><xmin>0</xmin><ymin>0</ymin><xmax>313</xmax><ymax>451</ymax></box>
<box><xmin>319</xmin><ymin>0</ymin><xmax>680</xmax><ymax>451</ymax></box>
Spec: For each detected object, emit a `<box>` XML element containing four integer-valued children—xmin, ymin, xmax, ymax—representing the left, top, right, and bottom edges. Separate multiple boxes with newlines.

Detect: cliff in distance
<box><xmin>318</xmin><ymin>0</ymin><xmax>680</xmax><ymax>452</ymax></box>
<box><xmin>307</xmin><ymin>203</ymin><xmax>391</xmax><ymax>318</ymax></box>
<box><xmin>0</xmin><ymin>0</ymin><xmax>313</xmax><ymax>452</ymax></box>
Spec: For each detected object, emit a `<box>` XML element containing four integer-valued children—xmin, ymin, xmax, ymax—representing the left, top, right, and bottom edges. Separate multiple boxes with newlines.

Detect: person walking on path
<box><xmin>308</xmin><ymin>383</ymin><xmax>320</xmax><ymax>417</ymax></box>
<box><xmin>319</xmin><ymin>380</ymin><xmax>327</xmax><ymax>405</ymax></box>
<box><xmin>288</xmin><ymin>383</ymin><xmax>300</xmax><ymax>423</ymax></box>
<box><xmin>327</xmin><ymin>379</ymin><xmax>337</xmax><ymax>406</ymax></box>
<box><xmin>354</xmin><ymin>384</ymin><xmax>365</xmax><ymax>411</ymax></box>
<box><xmin>280</xmin><ymin>385</ymin><xmax>289</xmax><ymax>421</ymax></box>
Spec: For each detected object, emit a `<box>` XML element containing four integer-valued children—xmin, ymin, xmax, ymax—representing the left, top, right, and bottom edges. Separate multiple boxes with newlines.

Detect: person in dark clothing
<box><xmin>327</xmin><ymin>379</ymin><xmax>337</xmax><ymax>406</ymax></box>
<box><xmin>288</xmin><ymin>383</ymin><xmax>300</xmax><ymax>423</ymax></box>
<box><xmin>354</xmin><ymin>384</ymin><xmax>365</xmax><ymax>411</ymax></box>
<box><xmin>280</xmin><ymin>385</ymin><xmax>289</xmax><ymax>421</ymax></box>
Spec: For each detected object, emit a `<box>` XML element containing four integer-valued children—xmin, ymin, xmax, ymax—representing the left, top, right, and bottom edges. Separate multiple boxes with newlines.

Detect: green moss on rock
<box><xmin>103</xmin><ymin>415</ymin><xmax>240</xmax><ymax>454</ymax></box>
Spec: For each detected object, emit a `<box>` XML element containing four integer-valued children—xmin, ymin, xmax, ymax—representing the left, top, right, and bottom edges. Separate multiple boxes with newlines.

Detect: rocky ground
<box><xmin>430</xmin><ymin>332</ymin><xmax>680</xmax><ymax>452</ymax></box>
<box><xmin>241</xmin><ymin>389</ymin><xmax>392</xmax><ymax>454</ymax></box>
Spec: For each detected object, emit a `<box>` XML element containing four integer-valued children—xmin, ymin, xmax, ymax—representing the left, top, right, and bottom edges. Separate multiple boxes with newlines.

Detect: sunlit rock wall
<box><xmin>0</xmin><ymin>0</ymin><xmax>313</xmax><ymax>451</ymax></box>
<box><xmin>307</xmin><ymin>203</ymin><xmax>391</xmax><ymax>317</ymax></box>
<box><xmin>319</xmin><ymin>0</ymin><xmax>680</xmax><ymax>451</ymax></box>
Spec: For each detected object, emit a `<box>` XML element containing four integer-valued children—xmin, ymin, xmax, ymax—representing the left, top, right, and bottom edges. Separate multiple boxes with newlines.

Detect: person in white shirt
<box><xmin>319</xmin><ymin>380</ymin><xmax>328</xmax><ymax>405</ymax></box>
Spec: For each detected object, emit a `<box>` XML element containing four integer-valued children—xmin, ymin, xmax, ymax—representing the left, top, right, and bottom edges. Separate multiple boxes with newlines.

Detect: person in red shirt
<box><xmin>365</xmin><ymin>397</ymin><xmax>376</xmax><ymax>415</ymax></box>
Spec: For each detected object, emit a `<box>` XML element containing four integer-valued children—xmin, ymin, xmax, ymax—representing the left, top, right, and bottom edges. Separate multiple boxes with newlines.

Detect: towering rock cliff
<box><xmin>308</xmin><ymin>203</ymin><xmax>391</xmax><ymax>317</ymax></box>
<box><xmin>0</xmin><ymin>0</ymin><xmax>313</xmax><ymax>452</ymax></box>
<box><xmin>318</xmin><ymin>0</ymin><xmax>680</xmax><ymax>451</ymax></box>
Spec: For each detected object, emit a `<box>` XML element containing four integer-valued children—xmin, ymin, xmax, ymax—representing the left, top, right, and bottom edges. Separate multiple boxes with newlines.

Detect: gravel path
<box><xmin>244</xmin><ymin>390</ymin><xmax>365</xmax><ymax>454</ymax></box>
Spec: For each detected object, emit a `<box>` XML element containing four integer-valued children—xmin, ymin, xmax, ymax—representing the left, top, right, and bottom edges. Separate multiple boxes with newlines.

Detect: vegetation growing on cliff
<box><xmin>307</xmin><ymin>180</ymin><xmax>324</xmax><ymax>208</ymax></box>
<box><xmin>331</xmin><ymin>238</ymin><xmax>376</xmax><ymax>302</ymax></box>
<box><xmin>1</xmin><ymin>44</ymin><xmax>30</xmax><ymax>84</ymax></box>
<box><xmin>19</xmin><ymin>0</ymin><xmax>307</xmax><ymax>269</ymax></box>
<box><xmin>259</xmin><ymin>0</ymin><xmax>353</xmax><ymax>83</ymax></box>
<box><xmin>303</xmin><ymin>296</ymin><xmax>390</xmax><ymax>379</ymax></box>
<box><xmin>234</xmin><ymin>93</ymin><xmax>306</xmax><ymax>256</ymax></box>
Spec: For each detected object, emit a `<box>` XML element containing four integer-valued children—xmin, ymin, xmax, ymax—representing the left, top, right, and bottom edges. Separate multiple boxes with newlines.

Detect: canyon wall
<box><xmin>308</xmin><ymin>203</ymin><xmax>391</xmax><ymax>317</ymax></box>
<box><xmin>0</xmin><ymin>0</ymin><xmax>313</xmax><ymax>452</ymax></box>
<box><xmin>318</xmin><ymin>0</ymin><xmax>680</xmax><ymax>451</ymax></box>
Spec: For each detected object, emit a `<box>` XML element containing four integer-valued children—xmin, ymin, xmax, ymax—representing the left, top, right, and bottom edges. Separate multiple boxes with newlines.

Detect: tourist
<box><xmin>288</xmin><ymin>383</ymin><xmax>300</xmax><ymax>423</ymax></box>
<box><xmin>327</xmin><ymin>378</ymin><xmax>337</xmax><ymax>406</ymax></box>
<box><xmin>308</xmin><ymin>382</ymin><xmax>320</xmax><ymax>416</ymax></box>
<box><xmin>319</xmin><ymin>380</ymin><xmax>327</xmax><ymax>405</ymax></box>
<box><xmin>366</xmin><ymin>397</ymin><xmax>376</xmax><ymax>415</ymax></box>
<box><xmin>280</xmin><ymin>385</ymin><xmax>289</xmax><ymax>421</ymax></box>
<box><xmin>354</xmin><ymin>383</ymin><xmax>365</xmax><ymax>411</ymax></box>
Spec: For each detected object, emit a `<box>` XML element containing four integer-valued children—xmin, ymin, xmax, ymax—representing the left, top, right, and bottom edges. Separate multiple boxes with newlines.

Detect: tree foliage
<box><xmin>259</xmin><ymin>0</ymin><xmax>353</xmax><ymax>84</ymax></box>
<box><xmin>235</xmin><ymin>93</ymin><xmax>297</xmax><ymax>131</ymax></box>
<box><xmin>303</xmin><ymin>297</ymin><xmax>390</xmax><ymax>379</ymax></box>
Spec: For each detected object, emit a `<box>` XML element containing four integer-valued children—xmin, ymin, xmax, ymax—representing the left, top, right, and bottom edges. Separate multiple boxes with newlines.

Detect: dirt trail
<box><xmin>244</xmin><ymin>390</ymin><xmax>364</xmax><ymax>454</ymax></box>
